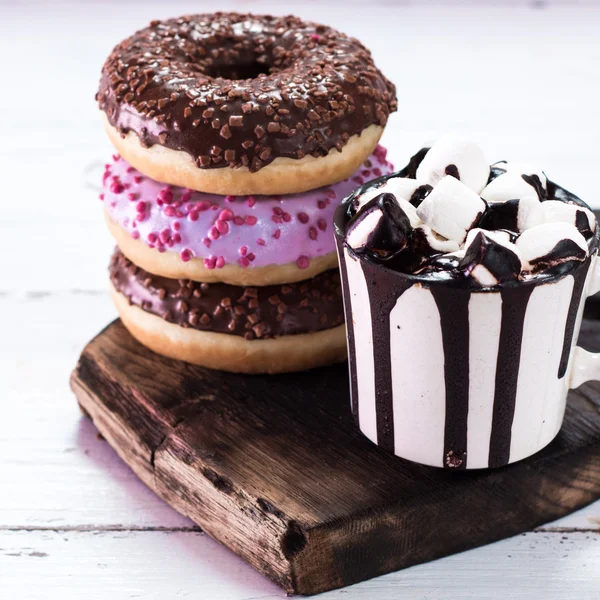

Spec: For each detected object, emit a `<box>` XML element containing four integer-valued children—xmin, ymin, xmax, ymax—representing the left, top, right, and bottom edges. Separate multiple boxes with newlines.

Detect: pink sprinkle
<box><xmin>326</xmin><ymin>189</ymin><xmax>336</xmax><ymax>199</ymax></box>
<box><xmin>133</xmin><ymin>175</ymin><xmax>143</xmax><ymax>184</ymax></box>
<box><xmin>172</xmin><ymin>221</ymin><xmax>181</xmax><ymax>231</ymax></box>
<box><xmin>178</xmin><ymin>248</ymin><xmax>191</xmax><ymax>261</ymax></box>
<box><xmin>128</xmin><ymin>192</ymin><xmax>138</xmax><ymax>201</ymax></box>
<box><xmin>136</xmin><ymin>212</ymin><xmax>147</xmax><ymax>222</ymax></box>
<box><xmin>239</xmin><ymin>245</ymin><xmax>248</xmax><ymax>256</ymax></box>
<box><xmin>175</xmin><ymin>210</ymin><xmax>184</xmax><ymax>218</ymax></box>
<box><xmin>318</xmin><ymin>200</ymin><xmax>327</xmax><ymax>209</ymax></box>
<box><xmin>297</xmin><ymin>212</ymin><xmax>309</xmax><ymax>224</ymax></box>
<box><xmin>219</xmin><ymin>209</ymin><xmax>234</xmax><ymax>221</ymax></box>
<box><xmin>167</xmin><ymin>239</ymin><xmax>174</xmax><ymax>248</ymax></box>
<box><xmin>212</xmin><ymin>204</ymin><xmax>219</xmax><ymax>211</ymax></box>
<box><xmin>181</xmin><ymin>191</ymin><xmax>192</xmax><ymax>203</ymax></box>
<box><xmin>282</xmin><ymin>213</ymin><xmax>291</xmax><ymax>223</ymax></box>
<box><xmin>189</xmin><ymin>210</ymin><xmax>199</xmax><ymax>222</ymax></box>
<box><xmin>273</xmin><ymin>207</ymin><xmax>284</xmax><ymax>216</ymax></box>
<box><xmin>147</xmin><ymin>232</ymin><xmax>158</xmax><ymax>244</ymax></box>
<box><xmin>131</xmin><ymin>230</ymin><xmax>140</xmax><ymax>240</ymax></box>
<box><xmin>164</xmin><ymin>206</ymin><xmax>176</xmax><ymax>217</ymax></box>
<box><xmin>215</xmin><ymin>256</ymin><xmax>225</xmax><ymax>269</ymax></box>
<box><xmin>271</xmin><ymin>215</ymin><xmax>283</xmax><ymax>224</ymax></box>
<box><xmin>297</xmin><ymin>256</ymin><xmax>310</xmax><ymax>269</ymax></box>
<box><xmin>112</xmin><ymin>154</ymin><xmax>119</xmax><ymax>162</ymax></box>
<box><xmin>126</xmin><ymin>166</ymin><xmax>134</xmax><ymax>173</ymax></box>
<box><xmin>225</xmin><ymin>195</ymin><xmax>236</xmax><ymax>203</ymax></box>
<box><xmin>374</xmin><ymin>145</ymin><xmax>388</xmax><ymax>163</ymax></box>
<box><xmin>311</xmin><ymin>33</ymin><xmax>320</xmax><ymax>41</ymax></box>
<box><xmin>172</xmin><ymin>233</ymin><xmax>182</xmax><ymax>243</ymax></box>
<box><xmin>204</xmin><ymin>256</ymin><xmax>216</xmax><ymax>269</ymax></box>
<box><xmin>317</xmin><ymin>218</ymin><xmax>327</xmax><ymax>232</ymax></box>
<box><xmin>373</xmin><ymin>167</ymin><xmax>382</xmax><ymax>177</ymax></box>
<box><xmin>216</xmin><ymin>219</ymin><xmax>229</xmax><ymax>234</ymax></box>
<box><xmin>132</xmin><ymin>222</ymin><xmax>137</xmax><ymax>228</ymax></box>
<box><xmin>159</xmin><ymin>229</ymin><xmax>171</xmax><ymax>244</ymax></box>
<box><xmin>233</xmin><ymin>216</ymin><xmax>244</xmax><ymax>226</ymax></box>
<box><xmin>196</xmin><ymin>201</ymin><xmax>211</xmax><ymax>211</ymax></box>
<box><xmin>157</xmin><ymin>246</ymin><xmax>166</xmax><ymax>253</ymax></box>
<box><xmin>245</xmin><ymin>215</ymin><xmax>257</xmax><ymax>225</ymax></box>
<box><xmin>247</xmin><ymin>196</ymin><xmax>256</xmax><ymax>207</ymax></box>
<box><xmin>238</xmin><ymin>257</ymin><xmax>250</xmax><ymax>268</ymax></box>
<box><xmin>110</xmin><ymin>181</ymin><xmax>124</xmax><ymax>194</ymax></box>
<box><xmin>136</xmin><ymin>201</ymin><xmax>146</xmax><ymax>213</ymax></box>
<box><xmin>309</xmin><ymin>227</ymin><xmax>318</xmax><ymax>240</ymax></box>
<box><xmin>247</xmin><ymin>252</ymin><xmax>256</xmax><ymax>262</ymax></box>
<box><xmin>273</xmin><ymin>229</ymin><xmax>281</xmax><ymax>239</ymax></box>
<box><xmin>362</xmin><ymin>169</ymin><xmax>371</xmax><ymax>177</ymax></box>
<box><xmin>99</xmin><ymin>194</ymin><xmax>104</xmax><ymax>201</ymax></box>
<box><xmin>159</xmin><ymin>189</ymin><xmax>173</xmax><ymax>203</ymax></box>
<box><xmin>209</xmin><ymin>226</ymin><xmax>220</xmax><ymax>240</ymax></box>
<box><xmin>202</xmin><ymin>237</ymin><xmax>212</xmax><ymax>248</ymax></box>
<box><xmin>257</xmin><ymin>238</ymin><xmax>266</xmax><ymax>246</ymax></box>
<box><xmin>353</xmin><ymin>176</ymin><xmax>365</xmax><ymax>185</ymax></box>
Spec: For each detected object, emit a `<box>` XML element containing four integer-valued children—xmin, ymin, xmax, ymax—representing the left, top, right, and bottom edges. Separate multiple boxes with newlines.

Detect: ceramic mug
<box><xmin>334</xmin><ymin>199</ymin><xmax>600</xmax><ymax>470</ymax></box>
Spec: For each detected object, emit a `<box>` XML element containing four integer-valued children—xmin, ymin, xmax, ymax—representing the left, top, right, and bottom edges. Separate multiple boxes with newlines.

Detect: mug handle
<box><xmin>570</xmin><ymin>254</ymin><xmax>600</xmax><ymax>389</ymax></box>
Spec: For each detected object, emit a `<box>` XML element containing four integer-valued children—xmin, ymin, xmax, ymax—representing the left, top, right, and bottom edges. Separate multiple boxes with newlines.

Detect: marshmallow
<box><xmin>516</xmin><ymin>222</ymin><xmax>589</xmax><ymax>272</ymax></box>
<box><xmin>459</xmin><ymin>230</ymin><xmax>523</xmax><ymax>286</ymax></box>
<box><xmin>416</xmin><ymin>175</ymin><xmax>486</xmax><ymax>243</ymax></box>
<box><xmin>352</xmin><ymin>177</ymin><xmax>432</xmax><ymax>214</ymax></box>
<box><xmin>478</xmin><ymin>195</ymin><xmax>544</xmax><ymax>233</ymax></box>
<box><xmin>416</xmin><ymin>135</ymin><xmax>490</xmax><ymax>193</ymax></box>
<box><xmin>417</xmin><ymin>250</ymin><xmax>465</xmax><ymax>277</ymax></box>
<box><xmin>480</xmin><ymin>171</ymin><xmax>543</xmax><ymax>204</ymax></box>
<box><xmin>490</xmin><ymin>161</ymin><xmax>547</xmax><ymax>191</ymax></box>
<box><xmin>413</xmin><ymin>225</ymin><xmax>461</xmax><ymax>254</ymax></box>
<box><xmin>540</xmin><ymin>200</ymin><xmax>596</xmax><ymax>237</ymax></box>
<box><xmin>346</xmin><ymin>193</ymin><xmax>412</xmax><ymax>260</ymax></box>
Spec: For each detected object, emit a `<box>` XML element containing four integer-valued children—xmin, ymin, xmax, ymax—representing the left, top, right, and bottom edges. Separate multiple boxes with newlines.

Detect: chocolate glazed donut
<box><xmin>97</xmin><ymin>12</ymin><xmax>397</xmax><ymax>195</ymax></box>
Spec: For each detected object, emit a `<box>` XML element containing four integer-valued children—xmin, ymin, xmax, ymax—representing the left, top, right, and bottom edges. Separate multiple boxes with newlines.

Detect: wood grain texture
<box><xmin>71</xmin><ymin>318</ymin><xmax>600</xmax><ymax>595</ymax></box>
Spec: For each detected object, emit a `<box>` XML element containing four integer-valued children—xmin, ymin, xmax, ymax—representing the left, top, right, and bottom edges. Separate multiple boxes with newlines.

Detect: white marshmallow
<box><xmin>465</xmin><ymin>228</ymin><xmax>514</xmax><ymax>248</ymax></box>
<box><xmin>471</xmin><ymin>264</ymin><xmax>499</xmax><ymax>287</ymax></box>
<box><xmin>517</xmin><ymin>195</ymin><xmax>544</xmax><ymax>231</ymax></box>
<box><xmin>416</xmin><ymin>175</ymin><xmax>486</xmax><ymax>243</ymax></box>
<box><xmin>516</xmin><ymin>222</ymin><xmax>588</xmax><ymax>271</ymax></box>
<box><xmin>416</xmin><ymin>135</ymin><xmax>490</xmax><ymax>193</ymax></box>
<box><xmin>415</xmin><ymin>225</ymin><xmax>461</xmax><ymax>253</ymax></box>
<box><xmin>347</xmin><ymin>210</ymin><xmax>383</xmax><ymax>251</ymax></box>
<box><xmin>541</xmin><ymin>200</ymin><xmax>596</xmax><ymax>233</ymax></box>
<box><xmin>480</xmin><ymin>171</ymin><xmax>541</xmax><ymax>204</ymax></box>
<box><xmin>353</xmin><ymin>177</ymin><xmax>430</xmax><ymax>217</ymax></box>
<box><xmin>491</xmin><ymin>161</ymin><xmax>547</xmax><ymax>190</ymax></box>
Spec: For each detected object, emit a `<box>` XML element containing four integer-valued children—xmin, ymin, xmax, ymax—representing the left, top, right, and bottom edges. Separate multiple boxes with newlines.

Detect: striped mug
<box><xmin>334</xmin><ymin>202</ymin><xmax>600</xmax><ymax>469</ymax></box>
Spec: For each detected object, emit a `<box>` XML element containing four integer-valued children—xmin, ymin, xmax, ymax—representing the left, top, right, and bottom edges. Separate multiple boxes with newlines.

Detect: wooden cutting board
<box><xmin>70</xmin><ymin>314</ymin><xmax>600</xmax><ymax>596</ymax></box>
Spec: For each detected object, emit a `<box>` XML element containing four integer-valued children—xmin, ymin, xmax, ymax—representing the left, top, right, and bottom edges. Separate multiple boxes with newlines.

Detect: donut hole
<box><xmin>207</xmin><ymin>59</ymin><xmax>271</xmax><ymax>81</ymax></box>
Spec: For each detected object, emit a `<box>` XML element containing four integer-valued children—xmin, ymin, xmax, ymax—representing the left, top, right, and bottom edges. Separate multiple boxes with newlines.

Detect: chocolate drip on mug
<box><xmin>337</xmin><ymin>242</ymin><xmax>360</xmax><ymax>422</ymax></box>
<box><xmin>488</xmin><ymin>287</ymin><xmax>534</xmax><ymax>468</ymax></box>
<box><xmin>361</xmin><ymin>258</ymin><xmax>413</xmax><ymax>453</ymax></box>
<box><xmin>430</xmin><ymin>288</ymin><xmax>471</xmax><ymax>470</ymax></box>
<box><xmin>558</xmin><ymin>258</ymin><xmax>592</xmax><ymax>379</ymax></box>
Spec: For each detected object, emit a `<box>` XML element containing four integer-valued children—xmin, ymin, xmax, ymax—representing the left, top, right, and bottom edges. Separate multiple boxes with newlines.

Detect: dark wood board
<box><xmin>71</xmin><ymin>313</ymin><xmax>600</xmax><ymax>596</ymax></box>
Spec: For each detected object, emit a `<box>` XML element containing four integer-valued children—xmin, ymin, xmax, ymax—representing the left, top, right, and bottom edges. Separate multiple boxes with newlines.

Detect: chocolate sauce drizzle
<box><xmin>361</xmin><ymin>258</ymin><xmax>413</xmax><ymax>453</ymax></box>
<box><xmin>337</xmin><ymin>241</ymin><xmax>360</xmax><ymax>422</ymax></box>
<box><xmin>430</xmin><ymin>288</ymin><xmax>471</xmax><ymax>470</ymax></box>
<box><xmin>487</xmin><ymin>287</ymin><xmax>534</xmax><ymax>469</ymax></box>
<box><xmin>558</xmin><ymin>259</ymin><xmax>592</xmax><ymax>378</ymax></box>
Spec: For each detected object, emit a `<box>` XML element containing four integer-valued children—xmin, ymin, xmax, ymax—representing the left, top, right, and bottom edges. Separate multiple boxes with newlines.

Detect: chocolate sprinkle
<box><xmin>110</xmin><ymin>249</ymin><xmax>344</xmax><ymax>339</ymax></box>
<box><xmin>97</xmin><ymin>13</ymin><xmax>397</xmax><ymax>172</ymax></box>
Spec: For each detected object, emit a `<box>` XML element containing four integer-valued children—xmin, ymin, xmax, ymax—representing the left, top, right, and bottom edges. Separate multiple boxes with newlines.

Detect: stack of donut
<box><xmin>97</xmin><ymin>12</ymin><xmax>397</xmax><ymax>373</ymax></box>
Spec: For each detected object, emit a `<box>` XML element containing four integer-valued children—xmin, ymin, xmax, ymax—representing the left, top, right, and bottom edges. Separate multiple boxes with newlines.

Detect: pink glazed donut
<box><xmin>103</xmin><ymin>145</ymin><xmax>393</xmax><ymax>285</ymax></box>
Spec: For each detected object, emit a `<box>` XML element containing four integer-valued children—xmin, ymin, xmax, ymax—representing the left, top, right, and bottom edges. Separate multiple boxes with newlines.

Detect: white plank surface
<box><xmin>1</xmin><ymin>1</ymin><xmax>600</xmax><ymax>598</ymax></box>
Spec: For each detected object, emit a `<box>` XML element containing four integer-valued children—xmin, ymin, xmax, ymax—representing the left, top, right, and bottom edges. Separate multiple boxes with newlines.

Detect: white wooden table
<box><xmin>2</xmin><ymin>1</ymin><xmax>599</xmax><ymax>598</ymax></box>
